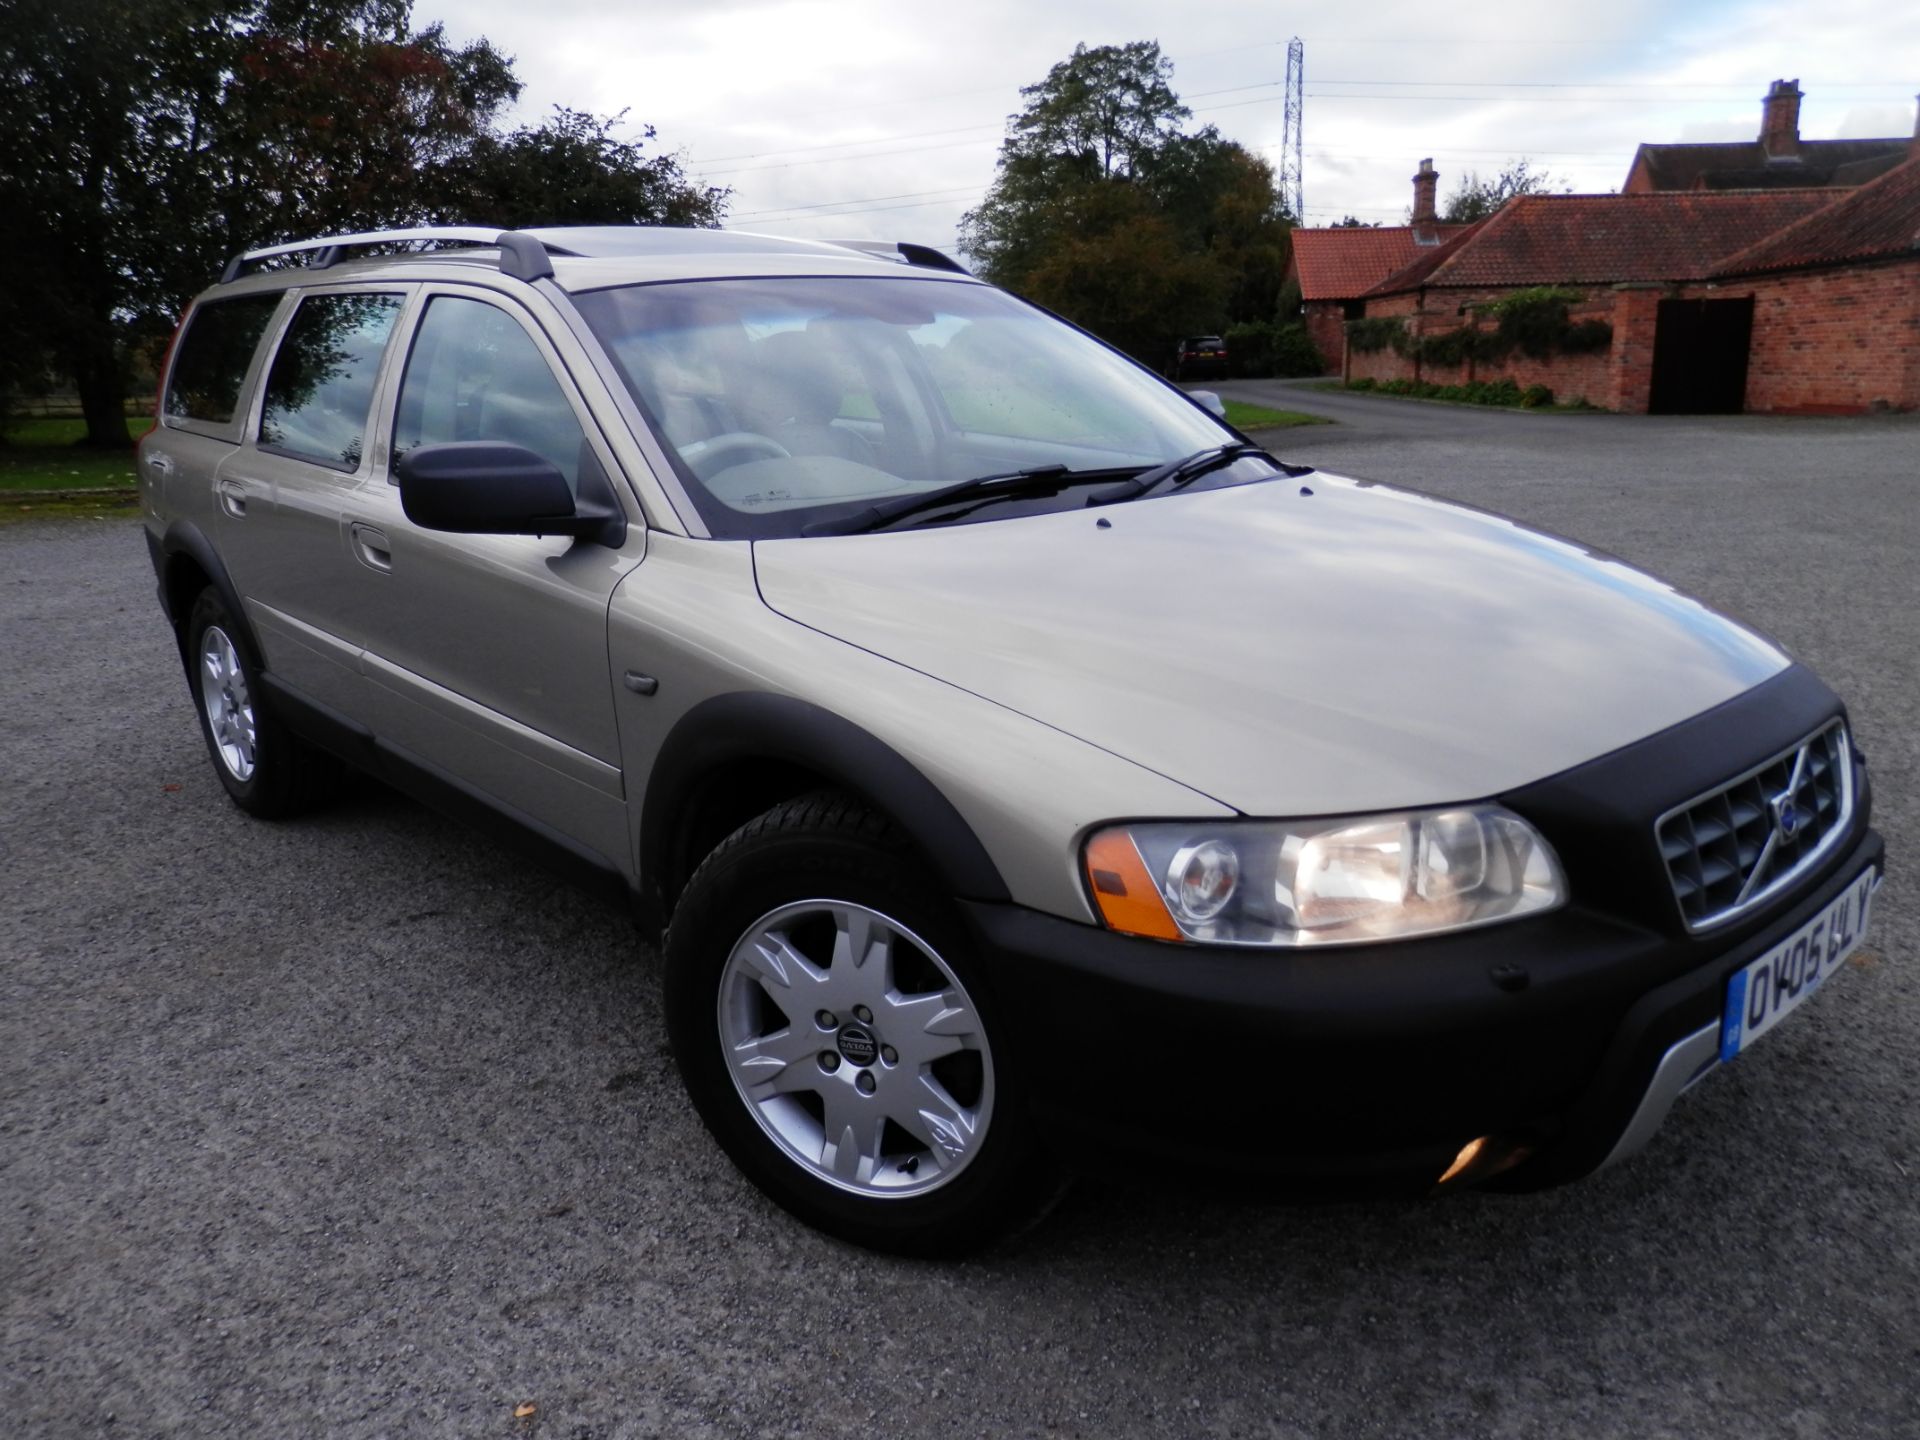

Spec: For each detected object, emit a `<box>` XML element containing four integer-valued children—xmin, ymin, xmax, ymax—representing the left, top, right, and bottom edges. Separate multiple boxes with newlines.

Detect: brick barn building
<box><xmin>1303</xmin><ymin>83</ymin><xmax>1920</xmax><ymax>413</ymax></box>
<box><xmin>1625</xmin><ymin>79</ymin><xmax>1913</xmax><ymax>192</ymax></box>
<box><xmin>1288</xmin><ymin>161</ymin><xmax>1470</xmax><ymax>373</ymax></box>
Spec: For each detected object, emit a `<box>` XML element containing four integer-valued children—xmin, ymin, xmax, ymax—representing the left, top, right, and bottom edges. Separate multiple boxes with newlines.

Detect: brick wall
<box><xmin>1301</xmin><ymin>302</ymin><xmax>1346</xmax><ymax>375</ymax></box>
<box><xmin>1343</xmin><ymin>288</ymin><xmax>1620</xmax><ymax>405</ymax></box>
<box><xmin>1344</xmin><ymin>293</ymin><xmax>1421</xmax><ymax>384</ymax></box>
<box><xmin>1712</xmin><ymin>261</ymin><xmax>1920</xmax><ymax>413</ymax></box>
<box><xmin>1605</xmin><ymin>288</ymin><xmax>1663</xmax><ymax>414</ymax></box>
<box><xmin>1345</xmin><ymin>262</ymin><xmax>1918</xmax><ymax>413</ymax></box>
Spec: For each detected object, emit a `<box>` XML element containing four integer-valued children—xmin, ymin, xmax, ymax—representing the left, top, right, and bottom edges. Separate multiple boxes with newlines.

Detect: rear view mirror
<box><xmin>1189</xmin><ymin>390</ymin><xmax>1228</xmax><ymax>419</ymax></box>
<box><xmin>395</xmin><ymin>442</ymin><xmax>625</xmax><ymax>548</ymax></box>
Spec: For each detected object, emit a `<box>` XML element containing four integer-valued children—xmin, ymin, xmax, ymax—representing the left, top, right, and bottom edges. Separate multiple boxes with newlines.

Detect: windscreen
<box><xmin>573</xmin><ymin>276</ymin><xmax>1232</xmax><ymax>538</ymax></box>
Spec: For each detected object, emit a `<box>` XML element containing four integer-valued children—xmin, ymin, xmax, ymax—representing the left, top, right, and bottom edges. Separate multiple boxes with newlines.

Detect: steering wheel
<box><xmin>681</xmin><ymin>431</ymin><xmax>792</xmax><ymax>479</ymax></box>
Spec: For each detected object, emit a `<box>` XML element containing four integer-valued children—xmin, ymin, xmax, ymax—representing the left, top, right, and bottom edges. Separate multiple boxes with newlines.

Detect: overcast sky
<box><xmin>432</xmin><ymin>0</ymin><xmax>1919</xmax><ymax>252</ymax></box>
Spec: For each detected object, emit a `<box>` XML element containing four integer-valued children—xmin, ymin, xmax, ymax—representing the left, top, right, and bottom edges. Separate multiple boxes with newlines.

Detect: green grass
<box><xmin>1222</xmin><ymin>399</ymin><xmax>1330</xmax><ymax>431</ymax></box>
<box><xmin>0</xmin><ymin>415</ymin><xmax>152</xmax><ymax>492</ymax></box>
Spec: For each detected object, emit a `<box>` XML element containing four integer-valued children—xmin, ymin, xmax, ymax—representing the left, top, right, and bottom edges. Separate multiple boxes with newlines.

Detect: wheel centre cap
<box><xmin>835</xmin><ymin>1025</ymin><xmax>878</xmax><ymax>1067</ymax></box>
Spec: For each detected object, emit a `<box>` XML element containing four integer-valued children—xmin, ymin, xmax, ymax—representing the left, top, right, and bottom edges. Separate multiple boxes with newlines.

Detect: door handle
<box><xmin>144</xmin><ymin>452</ymin><xmax>174</xmax><ymax>477</ymax></box>
<box><xmin>350</xmin><ymin>522</ymin><xmax>392</xmax><ymax>573</ymax></box>
<box><xmin>216</xmin><ymin>478</ymin><xmax>248</xmax><ymax>517</ymax></box>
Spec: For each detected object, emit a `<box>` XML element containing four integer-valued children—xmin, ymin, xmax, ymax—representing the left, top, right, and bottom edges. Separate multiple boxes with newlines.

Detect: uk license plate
<box><xmin>1720</xmin><ymin>868</ymin><xmax>1878</xmax><ymax>1062</ymax></box>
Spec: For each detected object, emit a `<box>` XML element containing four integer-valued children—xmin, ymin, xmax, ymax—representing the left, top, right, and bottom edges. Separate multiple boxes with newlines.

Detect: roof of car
<box><xmin>210</xmin><ymin>226</ymin><xmax>979</xmax><ymax>296</ymax></box>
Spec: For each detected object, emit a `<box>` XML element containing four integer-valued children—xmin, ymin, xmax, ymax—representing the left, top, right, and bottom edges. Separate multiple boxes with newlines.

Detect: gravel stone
<box><xmin>3</xmin><ymin>394</ymin><xmax>1916</xmax><ymax>1436</ymax></box>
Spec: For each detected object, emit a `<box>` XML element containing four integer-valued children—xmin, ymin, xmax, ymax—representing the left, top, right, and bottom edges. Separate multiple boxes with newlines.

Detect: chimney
<box><xmin>1761</xmin><ymin>78</ymin><xmax>1802</xmax><ymax>160</ymax></box>
<box><xmin>1411</xmin><ymin>158</ymin><xmax>1438</xmax><ymax>223</ymax></box>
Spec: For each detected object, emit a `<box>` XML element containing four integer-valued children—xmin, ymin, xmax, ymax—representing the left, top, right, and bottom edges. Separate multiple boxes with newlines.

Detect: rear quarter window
<box><xmin>164</xmin><ymin>294</ymin><xmax>283</xmax><ymax>425</ymax></box>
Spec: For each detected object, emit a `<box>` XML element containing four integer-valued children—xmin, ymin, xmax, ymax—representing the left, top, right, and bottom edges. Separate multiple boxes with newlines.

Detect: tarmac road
<box><xmin>4</xmin><ymin>399</ymin><xmax>1918</xmax><ymax>1438</ymax></box>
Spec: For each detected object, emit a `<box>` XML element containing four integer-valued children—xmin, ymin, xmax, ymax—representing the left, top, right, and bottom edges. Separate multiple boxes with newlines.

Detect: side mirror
<box><xmin>1189</xmin><ymin>390</ymin><xmax>1228</xmax><ymax>419</ymax></box>
<box><xmin>395</xmin><ymin>442</ymin><xmax>625</xmax><ymax>548</ymax></box>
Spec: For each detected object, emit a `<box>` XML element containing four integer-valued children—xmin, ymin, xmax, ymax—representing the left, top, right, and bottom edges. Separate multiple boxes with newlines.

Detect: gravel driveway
<box><xmin>4</xmin><ymin>397</ymin><xmax>1917</xmax><ymax>1438</ymax></box>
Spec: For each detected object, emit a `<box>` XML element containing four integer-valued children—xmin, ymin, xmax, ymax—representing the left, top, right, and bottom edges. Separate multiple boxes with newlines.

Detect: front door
<box><xmin>343</xmin><ymin>288</ymin><xmax>645</xmax><ymax>870</ymax></box>
<box><xmin>1648</xmin><ymin>298</ymin><xmax>1755</xmax><ymax>414</ymax></box>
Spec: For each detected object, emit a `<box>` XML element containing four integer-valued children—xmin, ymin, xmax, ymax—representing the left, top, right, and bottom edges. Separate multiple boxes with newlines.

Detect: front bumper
<box><xmin>962</xmin><ymin>826</ymin><xmax>1882</xmax><ymax>1194</ymax></box>
<box><xmin>958</xmin><ymin>666</ymin><xmax>1883</xmax><ymax>1194</ymax></box>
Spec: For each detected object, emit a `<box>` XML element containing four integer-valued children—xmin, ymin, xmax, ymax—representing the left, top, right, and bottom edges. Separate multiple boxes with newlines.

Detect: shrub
<box><xmin>1346</xmin><ymin>375</ymin><xmax>1551</xmax><ymax>410</ymax></box>
<box><xmin>1472</xmin><ymin>286</ymin><xmax>1610</xmax><ymax>360</ymax></box>
<box><xmin>1407</xmin><ymin>326</ymin><xmax>1502</xmax><ymax>367</ymax></box>
<box><xmin>1224</xmin><ymin>321</ymin><xmax>1327</xmax><ymax>378</ymax></box>
<box><xmin>1560</xmin><ymin>318</ymin><xmax>1614</xmax><ymax>354</ymax></box>
<box><xmin>1345</xmin><ymin>316</ymin><xmax>1407</xmax><ymax>355</ymax></box>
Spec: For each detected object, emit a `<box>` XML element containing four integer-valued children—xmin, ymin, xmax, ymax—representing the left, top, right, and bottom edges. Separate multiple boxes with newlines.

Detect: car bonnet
<box><xmin>751</xmin><ymin>473</ymin><xmax>1789</xmax><ymax>816</ymax></box>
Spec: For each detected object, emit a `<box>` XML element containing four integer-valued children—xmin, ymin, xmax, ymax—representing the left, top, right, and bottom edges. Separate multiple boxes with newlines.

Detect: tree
<box><xmin>960</xmin><ymin>42</ymin><xmax>1292</xmax><ymax>365</ymax></box>
<box><xmin>1004</xmin><ymin>41</ymin><xmax>1188</xmax><ymax>181</ymax></box>
<box><xmin>0</xmin><ymin>1</ymin><xmax>720</xmax><ymax>447</ymax></box>
<box><xmin>1019</xmin><ymin>184</ymin><xmax>1228</xmax><ymax>363</ymax></box>
<box><xmin>1439</xmin><ymin>159</ymin><xmax>1562</xmax><ymax>223</ymax></box>
<box><xmin>459</xmin><ymin>109</ymin><xmax>728</xmax><ymax>228</ymax></box>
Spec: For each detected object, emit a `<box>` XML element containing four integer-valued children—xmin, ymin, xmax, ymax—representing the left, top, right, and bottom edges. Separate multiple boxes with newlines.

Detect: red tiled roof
<box><xmin>1713</xmin><ymin>154</ymin><xmax>1920</xmax><ymax>276</ymax></box>
<box><xmin>1627</xmin><ymin>138</ymin><xmax>1910</xmax><ymax>192</ymax></box>
<box><xmin>1366</xmin><ymin>190</ymin><xmax>1836</xmax><ymax>293</ymax></box>
<box><xmin>1358</xmin><ymin>219</ymin><xmax>1488</xmax><ymax>297</ymax></box>
<box><xmin>1289</xmin><ymin>223</ymin><xmax>1471</xmax><ymax>300</ymax></box>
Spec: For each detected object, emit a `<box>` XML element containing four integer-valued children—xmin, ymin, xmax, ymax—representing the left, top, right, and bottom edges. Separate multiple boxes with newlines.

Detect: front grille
<box><xmin>1657</xmin><ymin>721</ymin><xmax>1852</xmax><ymax>931</ymax></box>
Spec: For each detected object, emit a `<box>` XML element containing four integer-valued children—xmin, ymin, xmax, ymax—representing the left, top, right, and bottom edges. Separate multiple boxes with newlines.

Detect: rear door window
<box><xmin>164</xmin><ymin>294</ymin><xmax>283</xmax><ymax>425</ymax></box>
<box><xmin>258</xmin><ymin>293</ymin><xmax>404</xmax><ymax>471</ymax></box>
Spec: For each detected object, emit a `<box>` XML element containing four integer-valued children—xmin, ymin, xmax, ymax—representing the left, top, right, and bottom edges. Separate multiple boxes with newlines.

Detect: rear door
<box><xmin>339</xmin><ymin>286</ymin><xmax>645</xmax><ymax>867</ymax></box>
<box><xmin>219</xmin><ymin>286</ymin><xmax>410</xmax><ymax>713</ymax></box>
<box><xmin>144</xmin><ymin>291</ymin><xmax>290</xmax><ymax>587</ymax></box>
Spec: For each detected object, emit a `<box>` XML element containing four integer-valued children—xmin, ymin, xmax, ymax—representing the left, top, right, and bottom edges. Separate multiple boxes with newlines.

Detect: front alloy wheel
<box><xmin>663</xmin><ymin>793</ymin><xmax>1056</xmax><ymax>1255</ymax></box>
<box><xmin>717</xmin><ymin>899</ymin><xmax>993</xmax><ymax>1198</ymax></box>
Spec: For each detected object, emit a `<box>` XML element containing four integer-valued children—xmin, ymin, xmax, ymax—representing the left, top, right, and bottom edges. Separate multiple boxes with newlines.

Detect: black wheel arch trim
<box><xmin>642</xmin><ymin>692</ymin><xmax>1011</xmax><ymax>909</ymax></box>
<box><xmin>158</xmin><ymin>519</ymin><xmax>263</xmax><ymax>666</ymax></box>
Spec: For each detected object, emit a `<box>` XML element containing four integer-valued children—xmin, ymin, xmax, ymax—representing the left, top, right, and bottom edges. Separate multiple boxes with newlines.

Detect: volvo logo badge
<box><xmin>1769</xmin><ymin>791</ymin><xmax>1804</xmax><ymax>840</ymax></box>
<box><xmin>836</xmin><ymin>1026</ymin><xmax>878</xmax><ymax>1067</ymax></box>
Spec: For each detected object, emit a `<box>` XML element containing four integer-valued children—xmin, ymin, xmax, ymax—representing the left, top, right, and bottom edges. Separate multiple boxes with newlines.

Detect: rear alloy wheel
<box><xmin>664</xmin><ymin>793</ymin><xmax>1056</xmax><ymax>1255</ymax></box>
<box><xmin>198</xmin><ymin>624</ymin><xmax>257</xmax><ymax>783</ymax></box>
<box><xmin>184</xmin><ymin>587</ymin><xmax>335</xmax><ymax>818</ymax></box>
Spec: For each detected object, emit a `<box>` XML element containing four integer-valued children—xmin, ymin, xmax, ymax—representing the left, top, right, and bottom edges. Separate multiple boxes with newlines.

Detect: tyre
<box><xmin>184</xmin><ymin>587</ymin><xmax>335</xmax><ymax>818</ymax></box>
<box><xmin>663</xmin><ymin>793</ymin><xmax>1057</xmax><ymax>1255</ymax></box>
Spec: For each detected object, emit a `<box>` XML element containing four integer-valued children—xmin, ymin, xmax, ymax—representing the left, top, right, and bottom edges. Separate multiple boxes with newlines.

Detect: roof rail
<box><xmin>218</xmin><ymin>228</ymin><xmax>577</xmax><ymax>284</ymax></box>
<box><xmin>827</xmin><ymin>239</ymin><xmax>971</xmax><ymax>275</ymax></box>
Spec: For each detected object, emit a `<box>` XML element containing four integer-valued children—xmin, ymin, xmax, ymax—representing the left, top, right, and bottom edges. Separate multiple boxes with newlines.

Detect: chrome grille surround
<box><xmin>1656</xmin><ymin>721</ymin><xmax>1853</xmax><ymax>933</ymax></box>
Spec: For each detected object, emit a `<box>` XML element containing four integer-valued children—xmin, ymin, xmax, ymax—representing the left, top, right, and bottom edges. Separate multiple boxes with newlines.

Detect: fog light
<box><xmin>1437</xmin><ymin>1136</ymin><xmax>1491</xmax><ymax>1187</ymax></box>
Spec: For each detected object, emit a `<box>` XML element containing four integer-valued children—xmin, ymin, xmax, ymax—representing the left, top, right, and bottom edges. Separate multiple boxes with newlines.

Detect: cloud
<box><xmin>427</xmin><ymin>0</ymin><xmax>1920</xmax><ymax>247</ymax></box>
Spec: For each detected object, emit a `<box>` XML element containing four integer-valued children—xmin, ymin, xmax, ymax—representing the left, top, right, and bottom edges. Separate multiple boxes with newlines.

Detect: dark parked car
<box><xmin>1173</xmin><ymin>335</ymin><xmax>1228</xmax><ymax>380</ymax></box>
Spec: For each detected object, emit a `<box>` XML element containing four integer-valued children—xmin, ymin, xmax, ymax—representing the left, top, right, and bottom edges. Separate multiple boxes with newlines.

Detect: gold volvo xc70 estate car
<box><xmin>140</xmin><ymin>226</ymin><xmax>1884</xmax><ymax>1253</ymax></box>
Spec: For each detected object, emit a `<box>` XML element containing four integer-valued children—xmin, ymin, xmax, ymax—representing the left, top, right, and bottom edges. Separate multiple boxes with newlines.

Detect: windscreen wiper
<box><xmin>801</xmin><ymin>464</ymin><xmax>1131</xmax><ymax>537</ymax></box>
<box><xmin>1086</xmin><ymin>442</ymin><xmax>1308</xmax><ymax>506</ymax></box>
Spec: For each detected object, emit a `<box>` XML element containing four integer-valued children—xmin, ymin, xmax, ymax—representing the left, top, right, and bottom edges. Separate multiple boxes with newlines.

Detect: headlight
<box><xmin>1083</xmin><ymin>807</ymin><xmax>1565</xmax><ymax>947</ymax></box>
